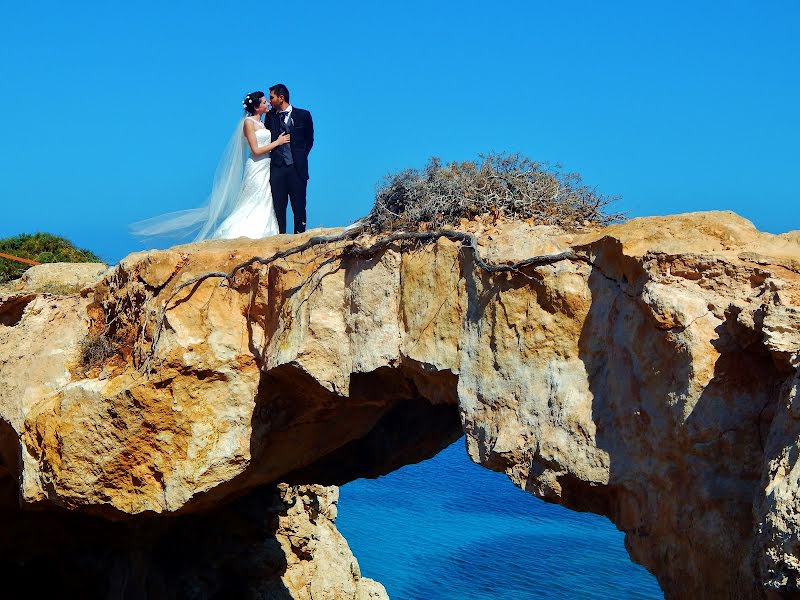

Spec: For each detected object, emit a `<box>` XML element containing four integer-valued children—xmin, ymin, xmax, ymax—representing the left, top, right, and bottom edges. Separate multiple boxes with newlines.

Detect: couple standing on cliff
<box><xmin>131</xmin><ymin>83</ymin><xmax>314</xmax><ymax>242</ymax></box>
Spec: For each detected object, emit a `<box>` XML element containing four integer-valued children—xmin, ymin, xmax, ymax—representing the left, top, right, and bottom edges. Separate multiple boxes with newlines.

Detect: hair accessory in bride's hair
<box><xmin>241</xmin><ymin>90</ymin><xmax>264</xmax><ymax>115</ymax></box>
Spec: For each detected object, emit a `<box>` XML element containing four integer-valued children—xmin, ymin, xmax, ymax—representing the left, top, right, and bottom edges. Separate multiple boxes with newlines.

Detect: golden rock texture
<box><xmin>2</xmin><ymin>211</ymin><xmax>800</xmax><ymax>598</ymax></box>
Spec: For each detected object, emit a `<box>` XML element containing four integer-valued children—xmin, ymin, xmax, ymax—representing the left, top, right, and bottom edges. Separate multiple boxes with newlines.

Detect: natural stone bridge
<box><xmin>2</xmin><ymin>211</ymin><xmax>799</xmax><ymax>598</ymax></box>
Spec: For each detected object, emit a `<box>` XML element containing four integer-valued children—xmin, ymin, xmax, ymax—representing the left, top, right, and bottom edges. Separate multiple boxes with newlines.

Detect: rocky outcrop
<box><xmin>458</xmin><ymin>213</ymin><xmax>800</xmax><ymax>599</ymax></box>
<box><xmin>2</xmin><ymin>211</ymin><xmax>800</xmax><ymax>598</ymax></box>
<box><xmin>0</xmin><ymin>260</ymin><xmax>390</xmax><ymax>599</ymax></box>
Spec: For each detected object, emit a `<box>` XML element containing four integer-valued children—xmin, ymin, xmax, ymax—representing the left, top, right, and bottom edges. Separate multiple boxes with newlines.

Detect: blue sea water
<box><xmin>338</xmin><ymin>439</ymin><xmax>663</xmax><ymax>599</ymax></box>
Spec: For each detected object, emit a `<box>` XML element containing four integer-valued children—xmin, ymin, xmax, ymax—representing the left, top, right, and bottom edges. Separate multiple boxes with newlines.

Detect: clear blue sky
<box><xmin>2</xmin><ymin>0</ymin><xmax>798</xmax><ymax>264</ymax></box>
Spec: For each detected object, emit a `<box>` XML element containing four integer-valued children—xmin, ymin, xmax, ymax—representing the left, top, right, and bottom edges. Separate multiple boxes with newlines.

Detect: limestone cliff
<box><xmin>2</xmin><ymin>211</ymin><xmax>800</xmax><ymax>598</ymax></box>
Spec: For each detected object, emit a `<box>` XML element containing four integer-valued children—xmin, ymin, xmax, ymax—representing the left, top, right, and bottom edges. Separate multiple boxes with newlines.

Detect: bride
<box><xmin>131</xmin><ymin>91</ymin><xmax>291</xmax><ymax>241</ymax></box>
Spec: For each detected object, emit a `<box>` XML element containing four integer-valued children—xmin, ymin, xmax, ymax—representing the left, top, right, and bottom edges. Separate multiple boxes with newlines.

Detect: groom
<box><xmin>266</xmin><ymin>84</ymin><xmax>314</xmax><ymax>234</ymax></box>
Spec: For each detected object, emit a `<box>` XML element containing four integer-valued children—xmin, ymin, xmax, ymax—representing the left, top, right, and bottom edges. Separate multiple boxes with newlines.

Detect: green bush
<box><xmin>0</xmin><ymin>233</ymin><xmax>101</xmax><ymax>284</ymax></box>
<box><xmin>364</xmin><ymin>153</ymin><xmax>623</xmax><ymax>233</ymax></box>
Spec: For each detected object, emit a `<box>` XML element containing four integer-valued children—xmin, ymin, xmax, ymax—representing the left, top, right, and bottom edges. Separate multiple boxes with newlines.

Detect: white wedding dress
<box><xmin>130</xmin><ymin>116</ymin><xmax>279</xmax><ymax>242</ymax></box>
<box><xmin>212</xmin><ymin>120</ymin><xmax>279</xmax><ymax>239</ymax></box>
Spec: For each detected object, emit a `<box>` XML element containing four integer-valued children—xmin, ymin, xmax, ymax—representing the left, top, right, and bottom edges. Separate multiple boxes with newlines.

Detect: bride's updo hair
<box><xmin>242</xmin><ymin>91</ymin><xmax>265</xmax><ymax>115</ymax></box>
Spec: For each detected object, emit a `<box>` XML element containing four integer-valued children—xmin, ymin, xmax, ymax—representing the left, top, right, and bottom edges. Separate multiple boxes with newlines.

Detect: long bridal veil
<box><xmin>130</xmin><ymin>117</ymin><xmax>248</xmax><ymax>242</ymax></box>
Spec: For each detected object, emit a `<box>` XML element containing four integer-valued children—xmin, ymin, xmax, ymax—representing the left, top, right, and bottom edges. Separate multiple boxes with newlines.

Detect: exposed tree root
<box><xmin>141</xmin><ymin>227</ymin><xmax>586</xmax><ymax>373</ymax></box>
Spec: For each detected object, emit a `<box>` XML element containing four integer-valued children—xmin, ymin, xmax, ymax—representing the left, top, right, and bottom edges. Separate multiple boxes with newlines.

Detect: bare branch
<box><xmin>139</xmin><ymin>226</ymin><xmax>586</xmax><ymax>372</ymax></box>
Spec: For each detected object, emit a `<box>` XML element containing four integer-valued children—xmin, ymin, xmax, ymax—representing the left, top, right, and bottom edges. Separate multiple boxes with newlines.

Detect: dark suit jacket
<box><xmin>267</xmin><ymin>107</ymin><xmax>314</xmax><ymax>180</ymax></box>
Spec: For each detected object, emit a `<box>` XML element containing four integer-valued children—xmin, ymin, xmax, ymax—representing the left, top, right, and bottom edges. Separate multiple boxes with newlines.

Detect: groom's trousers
<box><xmin>271</xmin><ymin>164</ymin><xmax>307</xmax><ymax>234</ymax></box>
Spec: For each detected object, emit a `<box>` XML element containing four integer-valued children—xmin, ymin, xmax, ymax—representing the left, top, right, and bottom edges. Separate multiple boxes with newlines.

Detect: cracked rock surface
<box><xmin>2</xmin><ymin>211</ymin><xmax>800</xmax><ymax>598</ymax></box>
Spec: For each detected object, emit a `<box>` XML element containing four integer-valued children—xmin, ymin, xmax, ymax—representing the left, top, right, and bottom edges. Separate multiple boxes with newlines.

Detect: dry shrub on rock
<box><xmin>364</xmin><ymin>153</ymin><xmax>623</xmax><ymax>233</ymax></box>
<box><xmin>79</xmin><ymin>333</ymin><xmax>119</xmax><ymax>370</ymax></box>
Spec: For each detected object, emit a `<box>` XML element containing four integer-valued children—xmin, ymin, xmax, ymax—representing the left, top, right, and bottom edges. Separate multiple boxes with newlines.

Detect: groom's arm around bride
<box><xmin>267</xmin><ymin>83</ymin><xmax>314</xmax><ymax>235</ymax></box>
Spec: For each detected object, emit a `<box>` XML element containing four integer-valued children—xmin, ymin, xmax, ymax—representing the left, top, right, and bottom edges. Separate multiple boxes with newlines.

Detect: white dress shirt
<box><xmin>278</xmin><ymin>104</ymin><xmax>293</xmax><ymax>127</ymax></box>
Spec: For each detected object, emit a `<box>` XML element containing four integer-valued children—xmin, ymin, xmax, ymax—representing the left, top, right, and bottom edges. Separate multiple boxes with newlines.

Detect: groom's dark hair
<box><xmin>269</xmin><ymin>84</ymin><xmax>290</xmax><ymax>103</ymax></box>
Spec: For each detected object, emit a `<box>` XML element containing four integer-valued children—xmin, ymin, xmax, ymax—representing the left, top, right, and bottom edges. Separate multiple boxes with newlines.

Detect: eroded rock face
<box><xmin>458</xmin><ymin>214</ymin><xmax>800</xmax><ymax>598</ymax></box>
<box><xmin>2</xmin><ymin>212</ymin><xmax>800</xmax><ymax>598</ymax></box>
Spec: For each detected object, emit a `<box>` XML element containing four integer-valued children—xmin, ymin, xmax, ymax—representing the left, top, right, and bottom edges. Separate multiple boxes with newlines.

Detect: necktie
<box><xmin>279</xmin><ymin>111</ymin><xmax>290</xmax><ymax>133</ymax></box>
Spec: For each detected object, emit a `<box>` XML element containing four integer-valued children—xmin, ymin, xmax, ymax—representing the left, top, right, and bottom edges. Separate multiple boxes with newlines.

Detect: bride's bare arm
<box><xmin>243</xmin><ymin>120</ymin><xmax>290</xmax><ymax>156</ymax></box>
